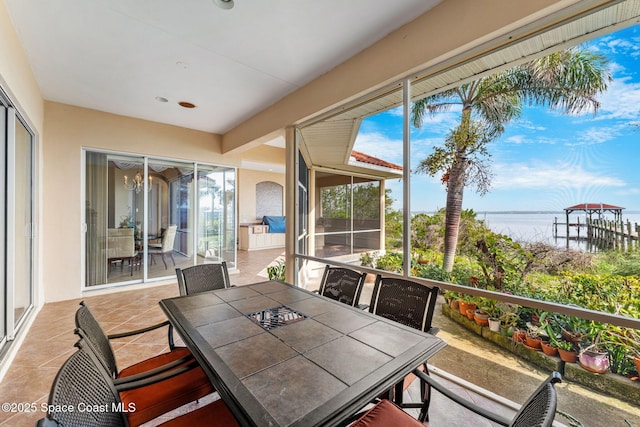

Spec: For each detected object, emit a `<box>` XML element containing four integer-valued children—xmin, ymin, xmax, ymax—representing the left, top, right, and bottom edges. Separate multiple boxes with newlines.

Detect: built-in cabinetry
<box><xmin>239</xmin><ymin>224</ymin><xmax>285</xmax><ymax>251</ymax></box>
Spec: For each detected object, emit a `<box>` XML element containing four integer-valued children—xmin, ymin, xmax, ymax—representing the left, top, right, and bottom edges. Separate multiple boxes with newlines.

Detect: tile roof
<box><xmin>565</xmin><ymin>203</ymin><xmax>624</xmax><ymax>210</ymax></box>
<box><xmin>350</xmin><ymin>150</ymin><xmax>403</xmax><ymax>171</ymax></box>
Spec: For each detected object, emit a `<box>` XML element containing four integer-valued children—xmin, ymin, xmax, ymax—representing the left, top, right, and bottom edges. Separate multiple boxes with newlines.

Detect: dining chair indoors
<box><xmin>149</xmin><ymin>224</ymin><xmax>177</xmax><ymax>269</ymax></box>
<box><xmin>175</xmin><ymin>261</ymin><xmax>231</xmax><ymax>296</ymax></box>
<box><xmin>74</xmin><ymin>301</ymin><xmax>215</xmax><ymax>426</ymax></box>
<box><xmin>368</xmin><ymin>274</ymin><xmax>440</xmax><ymax>422</ymax></box>
<box><xmin>36</xmin><ymin>341</ymin><xmax>239</xmax><ymax>427</ymax></box>
<box><xmin>317</xmin><ymin>264</ymin><xmax>367</xmax><ymax>308</ymax></box>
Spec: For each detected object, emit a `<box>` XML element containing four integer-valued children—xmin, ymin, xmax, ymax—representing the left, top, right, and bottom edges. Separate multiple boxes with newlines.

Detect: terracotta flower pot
<box><xmin>474</xmin><ymin>310</ymin><xmax>489</xmax><ymax>326</ymax></box>
<box><xmin>466</xmin><ymin>308</ymin><xmax>475</xmax><ymax>320</ymax></box>
<box><xmin>458</xmin><ymin>301</ymin><xmax>476</xmax><ymax>316</ymax></box>
<box><xmin>558</xmin><ymin>348</ymin><xmax>578</xmax><ymax>363</ymax></box>
<box><xmin>449</xmin><ymin>299</ymin><xmax>459</xmax><ymax>311</ymax></box>
<box><xmin>634</xmin><ymin>355</ymin><xmax>640</xmax><ymax>375</ymax></box>
<box><xmin>541</xmin><ymin>341</ymin><xmax>558</xmax><ymax>357</ymax></box>
<box><xmin>525</xmin><ymin>335</ymin><xmax>542</xmax><ymax>350</ymax></box>
<box><xmin>513</xmin><ymin>330</ymin><xmax>526</xmax><ymax>343</ymax></box>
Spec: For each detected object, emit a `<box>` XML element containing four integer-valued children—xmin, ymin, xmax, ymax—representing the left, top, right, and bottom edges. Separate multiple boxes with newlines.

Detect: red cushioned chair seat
<box><xmin>159</xmin><ymin>399</ymin><xmax>240</xmax><ymax>427</ymax></box>
<box><xmin>118</xmin><ymin>346</ymin><xmax>192</xmax><ymax>377</ymax></box>
<box><xmin>352</xmin><ymin>400</ymin><xmax>423</xmax><ymax>426</ymax></box>
<box><xmin>120</xmin><ymin>350</ymin><xmax>215</xmax><ymax>427</ymax></box>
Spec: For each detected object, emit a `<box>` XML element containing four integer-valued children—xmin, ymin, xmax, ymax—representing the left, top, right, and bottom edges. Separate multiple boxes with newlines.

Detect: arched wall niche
<box><xmin>256</xmin><ymin>181</ymin><xmax>283</xmax><ymax>219</ymax></box>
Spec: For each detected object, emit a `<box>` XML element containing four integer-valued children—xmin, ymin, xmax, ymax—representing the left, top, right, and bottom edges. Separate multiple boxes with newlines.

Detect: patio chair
<box><xmin>411</xmin><ymin>369</ymin><xmax>562</xmax><ymax>427</ymax></box>
<box><xmin>317</xmin><ymin>264</ymin><xmax>367</xmax><ymax>308</ymax></box>
<box><xmin>36</xmin><ymin>341</ymin><xmax>239</xmax><ymax>427</ymax></box>
<box><xmin>74</xmin><ymin>301</ymin><xmax>215</xmax><ymax>426</ymax></box>
<box><xmin>175</xmin><ymin>262</ymin><xmax>231</xmax><ymax>296</ymax></box>
<box><xmin>149</xmin><ymin>224</ymin><xmax>177</xmax><ymax>269</ymax></box>
<box><xmin>368</xmin><ymin>274</ymin><xmax>439</xmax><ymax>422</ymax></box>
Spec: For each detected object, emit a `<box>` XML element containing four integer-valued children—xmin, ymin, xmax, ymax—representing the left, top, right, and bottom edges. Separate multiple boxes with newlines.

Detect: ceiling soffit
<box><xmin>299</xmin><ymin>0</ymin><xmax>640</xmax><ymax>175</ymax></box>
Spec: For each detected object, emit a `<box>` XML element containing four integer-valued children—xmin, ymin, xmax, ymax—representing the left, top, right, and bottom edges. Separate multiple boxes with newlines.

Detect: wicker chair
<box><xmin>74</xmin><ymin>301</ymin><xmax>215</xmax><ymax>426</ymax></box>
<box><xmin>348</xmin><ymin>371</ymin><xmax>560</xmax><ymax>426</ymax></box>
<box><xmin>36</xmin><ymin>342</ymin><xmax>239</xmax><ymax>427</ymax></box>
<box><xmin>411</xmin><ymin>370</ymin><xmax>562</xmax><ymax>427</ymax></box>
<box><xmin>368</xmin><ymin>275</ymin><xmax>440</xmax><ymax>422</ymax></box>
<box><xmin>317</xmin><ymin>265</ymin><xmax>367</xmax><ymax>308</ymax></box>
<box><xmin>175</xmin><ymin>262</ymin><xmax>231</xmax><ymax>296</ymax></box>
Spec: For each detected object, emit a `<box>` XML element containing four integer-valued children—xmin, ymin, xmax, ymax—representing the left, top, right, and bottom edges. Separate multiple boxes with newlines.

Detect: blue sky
<box><xmin>353</xmin><ymin>24</ymin><xmax>640</xmax><ymax>213</ymax></box>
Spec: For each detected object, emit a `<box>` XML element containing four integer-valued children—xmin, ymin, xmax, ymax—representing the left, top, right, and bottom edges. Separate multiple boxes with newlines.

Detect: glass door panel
<box><xmin>147</xmin><ymin>160</ymin><xmax>193</xmax><ymax>279</ymax></box>
<box><xmin>12</xmin><ymin>118</ymin><xmax>34</xmax><ymax>326</ymax></box>
<box><xmin>0</xmin><ymin>105</ymin><xmax>5</xmax><ymax>346</ymax></box>
<box><xmin>197</xmin><ymin>165</ymin><xmax>235</xmax><ymax>269</ymax></box>
<box><xmin>86</xmin><ymin>154</ymin><xmax>145</xmax><ymax>285</ymax></box>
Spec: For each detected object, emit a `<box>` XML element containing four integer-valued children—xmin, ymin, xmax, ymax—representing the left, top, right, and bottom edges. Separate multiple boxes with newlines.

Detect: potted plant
<box><xmin>602</xmin><ymin>327</ymin><xmax>640</xmax><ymax>376</ymax></box>
<box><xmin>474</xmin><ymin>308</ymin><xmax>490</xmax><ymax>326</ymax></box>
<box><xmin>541</xmin><ymin>316</ymin><xmax>562</xmax><ymax>357</ymax></box>
<box><xmin>266</xmin><ymin>259</ymin><xmax>286</xmax><ymax>281</ymax></box>
<box><xmin>443</xmin><ymin>290</ymin><xmax>460</xmax><ymax>310</ymax></box>
<box><xmin>557</xmin><ymin>340</ymin><xmax>578</xmax><ymax>363</ymax></box>
<box><xmin>458</xmin><ymin>295</ymin><xmax>477</xmax><ymax>317</ymax></box>
<box><xmin>500</xmin><ymin>304</ymin><xmax>520</xmax><ymax>337</ymax></box>
<box><xmin>479</xmin><ymin>298</ymin><xmax>503</xmax><ymax>332</ymax></box>
<box><xmin>525</xmin><ymin>323</ymin><xmax>543</xmax><ymax>350</ymax></box>
<box><xmin>578</xmin><ymin>330</ymin><xmax>610</xmax><ymax>374</ymax></box>
<box><xmin>541</xmin><ymin>339</ymin><xmax>558</xmax><ymax>357</ymax></box>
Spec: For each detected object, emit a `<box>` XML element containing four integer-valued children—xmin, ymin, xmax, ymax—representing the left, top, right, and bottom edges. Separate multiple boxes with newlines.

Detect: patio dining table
<box><xmin>159</xmin><ymin>280</ymin><xmax>446</xmax><ymax>426</ymax></box>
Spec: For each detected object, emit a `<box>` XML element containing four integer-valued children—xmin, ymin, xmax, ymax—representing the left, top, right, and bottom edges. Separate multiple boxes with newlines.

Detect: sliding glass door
<box><xmin>197</xmin><ymin>165</ymin><xmax>236</xmax><ymax>268</ymax></box>
<box><xmin>84</xmin><ymin>150</ymin><xmax>236</xmax><ymax>287</ymax></box>
<box><xmin>11</xmin><ymin>116</ymin><xmax>35</xmax><ymax>328</ymax></box>
<box><xmin>0</xmin><ymin>91</ymin><xmax>36</xmax><ymax>354</ymax></box>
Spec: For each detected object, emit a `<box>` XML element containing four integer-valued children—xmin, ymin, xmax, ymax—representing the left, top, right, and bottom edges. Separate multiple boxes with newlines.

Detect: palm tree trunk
<box><xmin>442</xmin><ymin>153</ymin><xmax>466</xmax><ymax>272</ymax></box>
<box><xmin>442</xmin><ymin>108</ymin><xmax>472</xmax><ymax>272</ymax></box>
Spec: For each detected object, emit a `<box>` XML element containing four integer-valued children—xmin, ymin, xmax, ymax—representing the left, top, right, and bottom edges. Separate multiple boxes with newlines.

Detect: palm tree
<box><xmin>411</xmin><ymin>48</ymin><xmax>610</xmax><ymax>272</ymax></box>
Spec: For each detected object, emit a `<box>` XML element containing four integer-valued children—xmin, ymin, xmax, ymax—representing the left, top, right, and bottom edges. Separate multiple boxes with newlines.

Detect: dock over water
<box><xmin>552</xmin><ymin>203</ymin><xmax>639</xmax><ymax>250</ymax></box>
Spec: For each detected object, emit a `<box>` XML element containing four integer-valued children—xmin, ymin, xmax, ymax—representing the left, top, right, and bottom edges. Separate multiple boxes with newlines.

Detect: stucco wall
<box><xmin>42</xmin><ymin>102</ymin><xmax>242</xmax><ymax>302</ymax></box>
<box><xmin>238</xmin><ymin>169</ymin><xmax>286</xmax><ymax>225</ymax></box>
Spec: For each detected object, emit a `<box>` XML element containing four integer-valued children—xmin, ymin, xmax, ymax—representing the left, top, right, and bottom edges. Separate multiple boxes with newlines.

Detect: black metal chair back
<box><xmin>37</xmin><ymin>342</ymin><xmax>126</xmax><ymax>427</ymax></box>
<box><xmin>75</xmin><ymin>301</ymin><xmax>119</xmax><ymax>378</ymax></box>
<box><xmin>318</xmin><ymin>265</ymin><xmax>367</xmax><ymax>307</ymax></box>
<box><xmin>175</xmin><ymin>262</ymin><xmax>230</xmax><ymax>296</ymax></box>
<box><xmin>412</xmin><ymin>369</ymin><xmax>561</xmax><ymax>427</ymax></box>
<box><xmin>369</xmin><ymin>275</ymin><xmax>439</xmax><ymax>333</ymax></box>
<box><xmin>510</xmin><ymin>371</ymin><xmax>561</xmax><ymax>427</ymax></box>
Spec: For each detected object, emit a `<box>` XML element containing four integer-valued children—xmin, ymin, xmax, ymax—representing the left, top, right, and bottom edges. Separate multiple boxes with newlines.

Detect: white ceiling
<box><xmin>5</xmin><ymin>0</ymin><xmax>441</xmax><ymax>134</ymax></box>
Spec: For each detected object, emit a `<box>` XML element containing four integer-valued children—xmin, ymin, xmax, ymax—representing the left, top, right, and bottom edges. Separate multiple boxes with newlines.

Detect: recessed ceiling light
<box><xmin>213</xmin><ymin>0</ymin><xmax>234</xmax><ymax>10</ymax></box>
<box><xmin>155</xmin><ymin>96</ymin><xmax>169</xmax><ymax>103</ymax></box>
<box><xmin>178</xmin><ymin>101</ymin><xmax>196</xmax><ymax>109</ymax></box>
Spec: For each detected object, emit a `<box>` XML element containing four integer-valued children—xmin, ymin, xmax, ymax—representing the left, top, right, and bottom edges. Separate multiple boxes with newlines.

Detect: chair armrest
<box><xmin>107</xmin><ymin>320</ymin><xmax>175</xmax><ymax>349</ymax></box>
<box><xmin>412</xmin><ymin>369</ymin><xmax>511</xmax><ymax>426</ymax></box>
<box><xmin>114</xmin><ymin>359</ymin><xmax>200</xmax><ymax>391</ymax></box>
<box><xmin>112</xmin><ymin>355</ymin><xmax>194</xmax><ymax>385</ymax></box>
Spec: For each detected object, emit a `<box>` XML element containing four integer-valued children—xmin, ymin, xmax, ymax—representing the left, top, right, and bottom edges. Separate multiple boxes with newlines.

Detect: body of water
<box><xmin>476</xmin><ymin>211</ymin><xmax>640</xmax><ymax>251</ymax></box>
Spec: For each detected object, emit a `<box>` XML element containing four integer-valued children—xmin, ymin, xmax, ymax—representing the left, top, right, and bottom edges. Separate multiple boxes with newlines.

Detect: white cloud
<box><xmin>596</xmin><ymin>77</ymin><xmax>640</xmax><ymax>121</ymax></box>
<box><xmin>569</xmin><ymin>126</ymin><xmax>621</xmax><ymax>145</ymax></box>
<box><xmin>506</xmin><ymin>135</ymin><xmax>525</xmax><ymax>144</ymax></box>
<box><xmin>353</xmin><ymin>132</ymin><xmax>403</xmax><ymax>164</ymax></box>
<box><xmin>503</xmin><ymin>135</ymin><xmax>558</xmax><ymax>145</ymax></box>
<box><xmin>492</xmin><ymin>161</ymin><xmax>626</xmax><ymax>190</ymax></box>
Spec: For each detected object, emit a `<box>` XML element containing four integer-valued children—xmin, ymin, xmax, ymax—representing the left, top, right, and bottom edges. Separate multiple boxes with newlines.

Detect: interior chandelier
<box><xmin>124</xmin><ymin>171</ymin><xmax>152</xmax><ymax>193</ymax></box>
